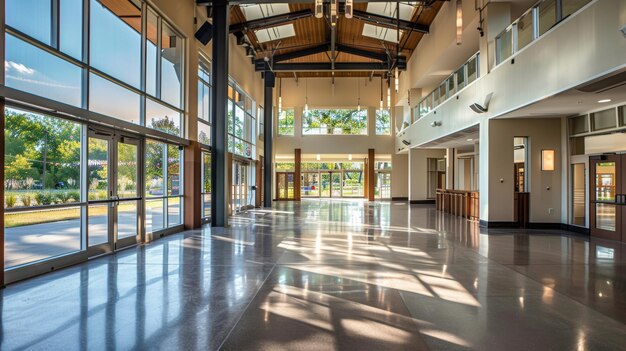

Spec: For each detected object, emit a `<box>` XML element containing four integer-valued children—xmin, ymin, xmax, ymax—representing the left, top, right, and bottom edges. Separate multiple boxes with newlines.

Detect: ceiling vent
<box><xmin>575</xmin><ymin>69</ymin><xmax>626</xmax><ymax>93</ymax></box>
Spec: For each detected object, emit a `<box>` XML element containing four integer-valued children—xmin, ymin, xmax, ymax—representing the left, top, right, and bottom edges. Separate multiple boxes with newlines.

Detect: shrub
<box><xmin>5</xmin><ymin>194</ymin><xmax>17</xmax><ymax>208</ymax></box>
<box><xmin>34</xmin><ymin>192</ymin><xmax>54</xmax><ymax>206</ymax></box>
<box><xmin>56</xmin><ymin>192</ymin><xmax>70</xmax><ymax>204</ymax></box>
<box><xmin>21</xmin><ymin>194</ymin><xmax>32</xmax><ymax>206</ymax></box>
<box><xmin>68</xmin><ymin>191</ymin><xmax>80</xmax><ymax>202</ymax></box>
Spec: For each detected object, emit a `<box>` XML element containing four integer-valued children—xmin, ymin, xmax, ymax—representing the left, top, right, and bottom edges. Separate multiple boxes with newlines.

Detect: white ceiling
<box><xmin>498</xmin><ymin>82</ymin><xmax>626</xmax><ymax>119</ymax></box>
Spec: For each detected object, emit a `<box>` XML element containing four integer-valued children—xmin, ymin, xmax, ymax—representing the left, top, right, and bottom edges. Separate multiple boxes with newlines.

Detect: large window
<box><xmin>198</xmin><ymin>57</ymin><xmax>212</xmax><ymax>145</ymax></box>
<box><xmin>145</xmin><ymin>140</ymin><xmax>183</xmax><ymax>233</ymax></box>
<box><xmin>278</xmin><ymin>108</ymin><xmax>295</xmax><ymax>135</ymax></box>
<box><xmin>5</xmin><ymin>0</ymin><xmax>185</xmax><ymax>137</ymax></box>
<box><xmin>5</xmin><ymin>34</ymin><xmax>82</xmax><ymax>107</ymax></box>
<box><xmin>302</xmin><ymin>109</ymin><xmax>367</xmax><ymax>135</ymax></box>
<box><xmin>376</xmin><ymin>109</ymin><xmax>391</xmax><ymax>135</ymax></box>
<box><xmin>4</xmin><ymin>108</ymin><xmax>83</xmax><ymax>268</ymax></box>
<box><xmin>227</xmin><ymin>81</ymin><xmax>257</xmax><ymax>158</ymax></box>
<box><xmin>201</xmin><ymin>151</ymin><xmax>211</xmax><ymax>220</ymax></box>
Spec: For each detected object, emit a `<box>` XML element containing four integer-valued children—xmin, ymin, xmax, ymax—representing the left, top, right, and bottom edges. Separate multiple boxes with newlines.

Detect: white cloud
<box><xmin>5</xmin><ymin>60</ymin><xmax>36</xmax><ymax>75</ymax></box>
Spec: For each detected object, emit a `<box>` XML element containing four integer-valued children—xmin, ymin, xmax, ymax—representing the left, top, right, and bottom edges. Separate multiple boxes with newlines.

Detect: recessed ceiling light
<box><xmin>598</xmin><ymin>99</ymin><xmax>612</xmax><ymax>103</ymax></box>
<box><xmin>466</xmin><ymin>138</ymin><xmax>473</xmax><ymax>142</ymax></box>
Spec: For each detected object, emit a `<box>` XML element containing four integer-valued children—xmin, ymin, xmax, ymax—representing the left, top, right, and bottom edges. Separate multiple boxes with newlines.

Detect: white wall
<box><xmin>400</xmin><ymin>0</ymin><xmax>626</xmax><ymax>151</ymax></box>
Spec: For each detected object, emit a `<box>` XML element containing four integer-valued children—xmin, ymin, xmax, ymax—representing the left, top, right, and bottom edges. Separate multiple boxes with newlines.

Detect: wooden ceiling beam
<box><xmin>229</xmin><ymin>9</ymin><xmax>314</xmax><ymax>33</ymax></box>
<box><xmin>352</xmin><ymin>10</ymin><xmax>429</xmax><ymax>34</ymax></box>
<box><xmin>255</xmin><ymin>62</ymin><xmax>406</xmax><ymax>72</ymax></box>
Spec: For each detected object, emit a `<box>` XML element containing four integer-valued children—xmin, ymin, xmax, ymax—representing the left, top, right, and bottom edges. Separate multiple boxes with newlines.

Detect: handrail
<box><xmin>412</xmin><ymin>52</ymin><xmax>480</xmax><ymax>123</ymax></box>
<box><xmin>494</xmin><ymin>0</ymin><xmax>592</xmax><ymax>65</ymax></box>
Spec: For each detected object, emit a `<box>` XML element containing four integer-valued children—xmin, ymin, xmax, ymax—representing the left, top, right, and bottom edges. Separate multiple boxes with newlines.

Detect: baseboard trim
<box><xmin>527</xmin><ymin>222</ymin><xmax>562</xmax><ymax>230</ymax></box>
<box><xmin>479</xmin><ymin>220</ymin><xmax>518</xmax><ymax>228</ymax></box>
<box><xmin>391</xmin><ymin>197</ymin><xmax>408</xmax><ymax>201</ymax></box>
<box><xmin>410</xmin><ymin>200</ymin><xmax>436</xmax><ymax>204</ymax></box>
<box><xmin>561</xmin><ymin>224</ymin><xmax>590</xmax><ymax>235</ymax></box>
<box><xmin>479</xmin><ymin>221</ymin><xmax>590</xmax><ymax>235</ymax></box>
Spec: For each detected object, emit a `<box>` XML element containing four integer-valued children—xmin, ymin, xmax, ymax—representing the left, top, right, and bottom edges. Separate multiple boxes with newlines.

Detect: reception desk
<box><xmin>436</xmin><ymin>189</ymin><xmax>479</xmax><ymax>221</ymax></box>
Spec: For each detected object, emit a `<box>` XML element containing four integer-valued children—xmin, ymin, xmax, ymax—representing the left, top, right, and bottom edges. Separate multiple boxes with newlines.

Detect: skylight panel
<box><xmin>255</xmin><ymin>24</ymin><xmax>296</xmax><ymax>43</ymax></box>
<box><xmin>239</xmin><ymin>3</ymin><xmax>290</xmax><ymax>21</ymax></box>
<box><xmin>366</xmin><ymin>2</ymin><xmax>415</xmax><ymax>21</ymax></box>
<box><xmin>362</xmin><ymin>24</ymin><xmax>402</xmax><ymax>43</ymax></box>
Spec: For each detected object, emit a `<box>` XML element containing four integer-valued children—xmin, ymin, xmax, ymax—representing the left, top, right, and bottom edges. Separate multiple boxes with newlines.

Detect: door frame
<box><xmin>87</xmin><ymin>125</ymin><xmax>144</xmax><ymax>257</ymax></box>
<box><xmin>589</xmin><ymin>154</ymin><xmax>622</xmax><ymax>241</ymax></box>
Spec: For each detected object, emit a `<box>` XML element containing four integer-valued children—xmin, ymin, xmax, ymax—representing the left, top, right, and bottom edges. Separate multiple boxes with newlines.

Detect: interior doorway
<box><xmin>589</xmin><ymin>155</ymin><xmax>626</xmax><ymax>242</ymax></box>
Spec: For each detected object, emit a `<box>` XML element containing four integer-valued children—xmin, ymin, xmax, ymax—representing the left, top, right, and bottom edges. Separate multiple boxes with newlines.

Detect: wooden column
<box><xmin>368</xmin><ymin>149</ymin><xmax>375</xmax><ymax>201</ymax></box>
<box><xmin>184</xmin><ymin>141</ymin><xmax>202</xmax><ymax>229</ymax></box>
<box><xmin>294</xmin><ymin>148</ymin><xmax>301</xmax><ymax>200</ymax></box>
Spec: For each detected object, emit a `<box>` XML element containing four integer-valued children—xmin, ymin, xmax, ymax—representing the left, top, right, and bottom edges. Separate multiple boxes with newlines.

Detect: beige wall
<box><xmin>392</xmin><ymin>153</ymin><xmax>409</xmax><ymax>199</ymax></box>
<box><xmin>488</xmin><ymin>118</ymin><xmax>562</xmax><ymax>223</ymax></box>
<box><xmin>409</xmin><ymin>148</ymin><xmax>446</xmax><ymax>201</ymax></box>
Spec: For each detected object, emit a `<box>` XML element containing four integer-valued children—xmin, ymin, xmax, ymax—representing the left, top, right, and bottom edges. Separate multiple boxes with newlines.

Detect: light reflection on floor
<box><xmin>2</xmin><ymin>199</ymin><xmax>626</xmax><ymax>351</ymax></box>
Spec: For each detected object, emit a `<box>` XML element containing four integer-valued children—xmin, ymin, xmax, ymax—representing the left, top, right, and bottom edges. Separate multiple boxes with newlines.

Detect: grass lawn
<box><xmin>5</xmin><ymin>203</ymin><xmax>138</xmax><ymax>228</ymax></box>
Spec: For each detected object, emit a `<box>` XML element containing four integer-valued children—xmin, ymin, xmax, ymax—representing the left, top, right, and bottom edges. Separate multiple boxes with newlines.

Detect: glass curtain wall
<box><xmin>5</xmin><ymin>0</ymin><xmax>185</xmax><ymax>137</ymax></box>
<box><xmin>145</xmin><ymin>140</ymin><xmax>184</xmax><ymax>233</ymax></box>
<box><xmin>227</xmin><ymin>82</ymin><xmax>257</xmax><ymax>158</ymax></box>
<box><xmin>300</xmin><ymin>162</ymin><xmax>365</xmax><ymax>198</ymax></box>
<box><xmin>198</xmin><ymin>56</ymin><xmax>212</xmax><ymax>145</ymax></box>
<box><xmin>4</xmin><ymin>108</ymin><xmax>83</xmax><ymax>269</ymax></box>
<box><xmin>201</xmin><ymin>151</ymin><xmax>212</xmax><ymax>221</ymax></box>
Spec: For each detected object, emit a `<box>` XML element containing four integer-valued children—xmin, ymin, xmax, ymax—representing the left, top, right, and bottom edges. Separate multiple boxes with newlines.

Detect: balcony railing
<box><xmin>495</xmin><ymin>0</ymin><xmax>592</xmax><ymax>65</ymax></box>
<box><xmin>412</xmin><ymin>52</ymin><xmax>480</xmax><ymax>123</ymax></box>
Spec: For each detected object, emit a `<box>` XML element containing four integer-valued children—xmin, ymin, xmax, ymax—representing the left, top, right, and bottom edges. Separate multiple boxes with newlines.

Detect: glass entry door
<box><xmin>320</xmin><ymin>173</ymin><xmax>331</xmax><ymax>197</ymax></box>
<box><xmin>590</xmin><ymin>155</ymin><xmax>624</xmax><ymax>242</ymax></box>
<box><xmin>376</xmin><ymin>172</ymin><xmax>392</xmax><ymax>199</ymax></box>
<box><xmin>276</xmin><ymin>172</ymin><xmax>295</xmax><ymax>200</ymax></box>
<box><xmin>87</xmin><ymin>128</ymin><xmax>142</xmax><ymax>255</ymax></box>
<box><xmin>331</xmin><ymin>173</ymin><xmax>342</xmax><ymax>197</ymax></box>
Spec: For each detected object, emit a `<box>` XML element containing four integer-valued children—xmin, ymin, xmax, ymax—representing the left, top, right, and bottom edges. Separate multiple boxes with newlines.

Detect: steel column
<box><xmin>211</xmin><ymin>2</ymin><xmax>230</xmax><ymax>227</ymax></box>
<box><xmin>263</xmin><ymin>71</ymin><xmax>275</xmax><ymax>208</ymax></box>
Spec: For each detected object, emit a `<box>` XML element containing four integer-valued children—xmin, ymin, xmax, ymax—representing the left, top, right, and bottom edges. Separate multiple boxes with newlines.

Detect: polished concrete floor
<box><xmin>1</xmin><ymin>199</ymin><xmax>626</xmax><ymax>350</ymax></box>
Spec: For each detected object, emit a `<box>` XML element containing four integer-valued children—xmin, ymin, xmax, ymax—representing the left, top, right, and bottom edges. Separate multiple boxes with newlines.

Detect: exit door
<box><xmin>87</xmin><ymin>128</ymin><xmax>143</xmax><ymax>256</ymax></box>
<box><xmin>590</xmin><ymin>154</ymin><xmax>626</xmax><ymax>243</ymax></box>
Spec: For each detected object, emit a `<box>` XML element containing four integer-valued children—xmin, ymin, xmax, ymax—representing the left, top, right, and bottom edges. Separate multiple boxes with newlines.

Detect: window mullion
<box><xmin>51</xmin><ymin>0</ymin><xmax>59</xmax><ymax>49</ymax></box>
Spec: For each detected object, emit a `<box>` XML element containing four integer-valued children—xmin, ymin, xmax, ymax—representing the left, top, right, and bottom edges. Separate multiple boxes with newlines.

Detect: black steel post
<box><xmin>263</xmin><ymin>70</ymin><xmax>275</xmax><ymax>208</ymax></box>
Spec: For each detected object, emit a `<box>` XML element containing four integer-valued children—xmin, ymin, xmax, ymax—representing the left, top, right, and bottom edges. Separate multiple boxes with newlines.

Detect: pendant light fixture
<box><xmin>278</xmin><ymin>78</ymin><xmax>283</xmax><ymax>113</ymax></box>
<box><xmin>456</xmin><ymin>0</ymin><xmax>463</xmax><ymax>45</ymax></box>
<box><xmin>394</xmin><ymin>67</ymin><xmax>399</xmax><ymax>93</ymax></box>
<box><xmin>345</xmin><ymin>0</ymin><xmax>353</xmax><ymax>19</ymax></box>
<box><xmin>387</xmin><ymin>78</ymin><xmax>391</xmax><ymax>109</ymax></box>
<box><xmin>330</xmin><ymin>0</ymin><xmax>338</xmax><ymax>27</ymax></box>
<box><xmin>304</xmin><ymin>78</ymin><xmax>309</xmax><ymax>114</ymax></box>
<box><xmin>357</xmin><ymin>77</ymin><xmax>361</xmax><ymax>112</ymax></box>
<box><xmin>379</xmin><ymin>77</ymin><xmax>383</xmax><ymax>112</ymax></box>
<box><xmin>315</xmin><ymin>0</ymin><xmax>323</xmax><ymax>18</ymax></box>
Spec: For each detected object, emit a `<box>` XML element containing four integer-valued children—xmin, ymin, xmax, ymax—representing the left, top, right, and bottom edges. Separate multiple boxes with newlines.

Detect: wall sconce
<box><xmin>542</xmin><ymin>149</ymin><xmax>555</xmax><ymax>171</ymax></box>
